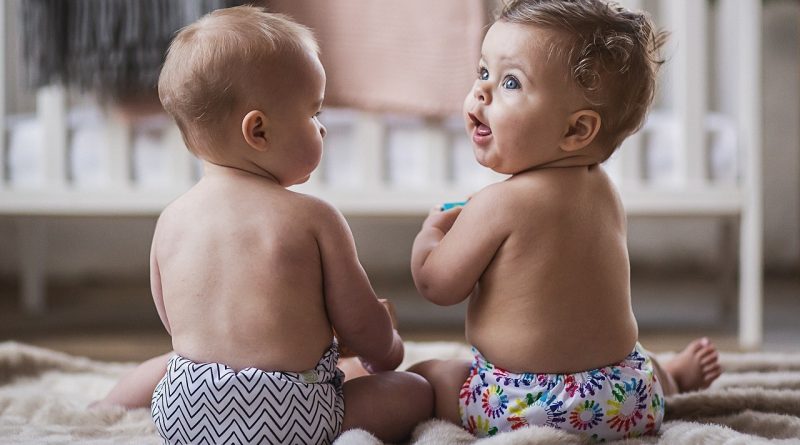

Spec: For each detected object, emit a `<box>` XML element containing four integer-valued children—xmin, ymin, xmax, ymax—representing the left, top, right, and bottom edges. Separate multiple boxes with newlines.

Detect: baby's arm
<box><xmin>337</xmin><ymin>298</ymin><xmax>397</xmax><ymax>358</ymax></box>
<box><xmin>411</xmin><ymin>185</ymin><xmax>511</xmax><ymax>305</ymax></box>
<box><xmin>313</xmin><ymin>200</ymin><xmax>403</xmax><ymax>372</ymax></box>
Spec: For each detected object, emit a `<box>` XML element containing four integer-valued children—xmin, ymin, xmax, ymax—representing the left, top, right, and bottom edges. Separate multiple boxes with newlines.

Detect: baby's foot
<box><xmin>662</xmin><ymin>337</ymin><xmax>722</xmax><ymax>392</ymax></box>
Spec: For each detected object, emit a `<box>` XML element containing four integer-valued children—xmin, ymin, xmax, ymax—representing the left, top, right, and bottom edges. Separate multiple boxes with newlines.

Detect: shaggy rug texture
<box><xmin>1</xmin><ymin>341</ymin><xmax>799</xmax><ymax>444</ymax></box>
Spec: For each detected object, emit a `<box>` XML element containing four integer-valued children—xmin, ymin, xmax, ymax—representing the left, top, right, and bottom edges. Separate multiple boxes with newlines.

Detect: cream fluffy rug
<box><xmin>1</xmin><ymin>341</ymin><xmax>800</xmax><ymax>444</ymax></box>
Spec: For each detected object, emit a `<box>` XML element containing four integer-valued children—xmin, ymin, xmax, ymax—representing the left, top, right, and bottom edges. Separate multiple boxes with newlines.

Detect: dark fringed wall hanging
<box><xmin>20</xmin><ymin>0</ymin><xmax>247</xmax><ymax>103</ymax></box>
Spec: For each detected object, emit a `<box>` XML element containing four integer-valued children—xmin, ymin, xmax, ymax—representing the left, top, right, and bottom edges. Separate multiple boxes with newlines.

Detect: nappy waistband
<box><xmin>472</xmin><ymin>342</ymin><xmax>651</xmax><ymax>377</ymax></box>
<box><xmin>167</xmin><ymin>341</ymin><xmax>342</xmax><ymax>386</ymax></box>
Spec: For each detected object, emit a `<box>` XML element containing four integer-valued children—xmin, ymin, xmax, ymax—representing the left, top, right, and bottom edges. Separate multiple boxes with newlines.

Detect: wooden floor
<box><xmin>0</xmin><ymin>273</ymin><xmax>796</xmax><ymax>363</ymax></box>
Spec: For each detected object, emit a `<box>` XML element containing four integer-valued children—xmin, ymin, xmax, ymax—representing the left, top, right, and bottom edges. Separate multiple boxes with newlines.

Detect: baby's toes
<box><xmin>702</xmin><ymin>363</ymin><xmax>722</xmax><ymax>386</ymax></box>
<box><xmin>699</xmin><ymin>350</ymin><xmax>719</xmax><ymax>367</ymax></box>
<box><xmin>689</xmin><ymin>338</ymin><xmax>708</xmax><ymax>354</ymax></box>
<box><xmin>694</xmin><ymin>339</ymin><xmax>717</xmax><ymax>357</ymax></box>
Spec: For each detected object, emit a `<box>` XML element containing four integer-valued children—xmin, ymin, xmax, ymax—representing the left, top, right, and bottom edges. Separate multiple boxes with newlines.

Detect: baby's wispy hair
<box><xmin>499</xmin><ymin>0</ymin><xmax>668</xmax><ymax>152</ymax></box>
<box><xmin>158</xmin><ymin>6</ymin><xmax>318</xmax><ymax>157</ymax></box>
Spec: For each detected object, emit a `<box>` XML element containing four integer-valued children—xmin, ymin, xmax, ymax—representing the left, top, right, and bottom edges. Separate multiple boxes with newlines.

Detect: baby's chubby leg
<box><xmin>89</xmin><ymin>352</ymin><xmax>172</xmax><ymax>409</ymax></box>
<box><xmin>406</xmin><ymin>359</ymin><xmax>471</xmax><ymax>425</ymax></box>
<box><xmin>342</xmin><ymin>371</ymin><xmax>434</xmax><ymax>443</ymax></box>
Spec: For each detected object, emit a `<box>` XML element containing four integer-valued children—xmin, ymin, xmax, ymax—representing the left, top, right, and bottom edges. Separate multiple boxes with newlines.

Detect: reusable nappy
<box><xmin>151</xmin><ymin>343</ymin><xmax>344</xmax><ymax>445</ymax></box>
<box><xmin>459</xmin><ymin>343</ymin><xmax>664</xmax><ymax>441</ymax></box>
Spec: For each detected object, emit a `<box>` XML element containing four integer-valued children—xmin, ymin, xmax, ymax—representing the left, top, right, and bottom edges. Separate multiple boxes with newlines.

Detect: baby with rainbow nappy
<box><xmin>407</xmin><ymin>0</ymin><xmax>722</xmax><ymax>441</ymax></box>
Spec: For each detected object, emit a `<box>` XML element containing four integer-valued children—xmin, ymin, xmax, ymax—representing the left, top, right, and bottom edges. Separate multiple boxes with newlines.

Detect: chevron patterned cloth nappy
<box><xmin>459</xmin><ymin>343</ymin><xmax>665</xmax><ymax>441</ymax></box>
<box><xmin>151</xmin><ymin>343</ymin><xmax>345</xmax><ymax>445</ymax></box>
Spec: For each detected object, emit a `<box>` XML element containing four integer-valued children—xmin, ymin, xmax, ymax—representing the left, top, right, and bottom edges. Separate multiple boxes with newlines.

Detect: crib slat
<box><xmin>713</xmin><ymin>1</ymin><xmax>742</xmax><ymax>186</ymax></box>
<box><xmin>618</xmin><ymin>130</ymin><xmax>643</xmax><ymax>187</ymax></box>
<box><xmin>728</xmin><ymin>0</ymin><xmax>763</xmax><ymax>349</ymax></box>
<box><xmin>353</xmin><ymin>112</ymin><xmax>385</xmax><ymax>190</ymax></box>
<box><xmin>0</xmin><ymin>0</ymin><xmax>6</xmax><ymax>187</ymax></box>
<box><xmin>615</xmin><ymin>0</ymin><xmax>645</xmax><ymax>186</ymax></box>
<box><xmin>164</xmin><ymin>124</ymin><xmax>196</xmax><ymax>189</ymax></box>
<box><xmin>424</xmin><ymin>118</ymin><xmax>449</xmax><ymax>189</ymax></box>
<box><xmin>106</xmin><ymin>115</ymin><xmax>132</xmax><ymax>189</ymax></box>
<box><xmin>36</xmin><ymin>86</ymin><xmax>68</xmax><ymax>189</ymax></box>
<box><xmin>662</xmin><ymin>0</ymin><xmax>709</xmax><ymax>186</ymax></box>
<box><xmin>715</xmin><ymin>1</ymin><xmax>737</xmax><ymax>118</ymax></box>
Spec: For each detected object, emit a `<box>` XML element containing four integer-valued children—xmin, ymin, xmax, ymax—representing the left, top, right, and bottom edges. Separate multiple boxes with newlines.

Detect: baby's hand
<box><xmin>422</xmin><ymin>204</ymin><xmax>463</xmax><ymax>234</ymax></box>
<box><xmin>357</xmin><ymin>329</ymin><xmax>404</xmax><ymax>374</ymax></box>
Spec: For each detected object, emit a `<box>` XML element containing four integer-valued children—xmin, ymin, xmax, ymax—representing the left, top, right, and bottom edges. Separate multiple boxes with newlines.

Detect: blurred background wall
<box><xmin>0</xmin><ymin>0</ymin><xmax>797</xmax><ymax>288</ymax></box>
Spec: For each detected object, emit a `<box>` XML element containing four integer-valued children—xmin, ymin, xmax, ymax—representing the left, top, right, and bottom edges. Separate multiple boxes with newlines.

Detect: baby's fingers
<box><xmin>425</xmin><ymin>207</ymin><xmax>462</xmax><ymax>233</ymax></box>
<box><xmin>427</xmin><ymin>205</ymin><xmax>444</xmax><ymax>217</ymax></box>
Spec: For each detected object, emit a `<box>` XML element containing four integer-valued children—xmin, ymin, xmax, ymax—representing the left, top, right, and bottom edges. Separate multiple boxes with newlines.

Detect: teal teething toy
<box><xmin>440</xmin><ymin>201</ymin><xmax>468</xmax><ymax>211</ymax></box>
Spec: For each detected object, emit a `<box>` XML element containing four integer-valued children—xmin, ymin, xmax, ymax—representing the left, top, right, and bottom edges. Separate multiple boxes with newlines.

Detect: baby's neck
<box><xmin>531</xmin><ymin>144</ymin><xmax>609</xmax><ymax>171</ymax></box>
<box><xmin>202</xmin><ymin>160</ymin><xmax>281</xmax><ymax>185</ymax></box>
<box><xmin>512</xmin><ymin>156</ymin><xmax>600</xmax><ymax>176</ymax></box>
<box><xmin>537</xmin><ymin>156</ymin><xmax>599</xmax><ymax>169</ymax></box>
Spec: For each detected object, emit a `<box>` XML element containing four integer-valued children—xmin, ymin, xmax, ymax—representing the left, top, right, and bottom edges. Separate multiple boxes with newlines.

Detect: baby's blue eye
<box><xmin>502</xmin><ymin>76</ymin><xmax>520</xmax><ymax>90</ymax></box>
<box><xmin>479</xmin><ymin>67</ymin><xmax>489</xmax><ymax>80</ymax></box>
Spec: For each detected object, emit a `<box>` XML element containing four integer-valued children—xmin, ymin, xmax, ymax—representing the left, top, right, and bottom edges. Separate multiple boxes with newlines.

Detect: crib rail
<box><xmin>0</xmin><ymin>0</ymin><xmax>758</xmax><ymax>216</ymax></box>
<box><xmin>0</xmin><ymin>0</ymin><xmax>763</xmax><ymax>348</ymax></box>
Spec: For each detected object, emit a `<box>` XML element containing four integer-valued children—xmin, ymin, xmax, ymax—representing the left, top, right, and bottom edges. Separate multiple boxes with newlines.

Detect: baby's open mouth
<box><xmin>469</xmin><ymin>113</ymin><xmax>492</xmax><ymax>136</ymax></box>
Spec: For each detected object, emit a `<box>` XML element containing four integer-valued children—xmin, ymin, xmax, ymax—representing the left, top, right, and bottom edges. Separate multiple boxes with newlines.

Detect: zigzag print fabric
<box><xmin>151</xmin><ymin>344</ymin><xmax>344</xmax><ymax>445</ymax></box>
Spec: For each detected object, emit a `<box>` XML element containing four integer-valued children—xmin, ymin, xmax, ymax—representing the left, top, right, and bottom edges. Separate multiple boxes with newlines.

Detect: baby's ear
<box><xmin>560</xmin><ymin>110</ymin><xmax>601</xmax><ymax>152</ymax></box>
<box><xmin>241</xmin><ymin>110</ymin><xmax>269</xmax><ymax>152</ymax></box>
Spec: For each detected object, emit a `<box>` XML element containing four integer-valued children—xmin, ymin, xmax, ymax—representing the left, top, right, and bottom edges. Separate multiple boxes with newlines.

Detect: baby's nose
<box><xmin>473</xmin><ymin>83</ymin><xmax>489</xmax><ymax>103</ymax></box>
<box><xmin>319</xmin><ymin>123</ymin><xmax>327</xmax><ymax>138</ymax></box>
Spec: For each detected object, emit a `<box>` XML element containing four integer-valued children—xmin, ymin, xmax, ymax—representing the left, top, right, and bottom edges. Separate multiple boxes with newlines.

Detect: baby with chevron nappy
<box><xmin>407</xmin><ymin>0</ymin><xmax>722</xmax><ymax>441</ymax></box>
<box><xmin>90</xmin><ymin>6</ymin><xmax>432</xmax><ymax>444</ymax></box>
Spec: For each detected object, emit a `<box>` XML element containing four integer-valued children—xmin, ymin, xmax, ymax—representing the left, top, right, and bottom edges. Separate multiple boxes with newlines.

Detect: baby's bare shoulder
<box><xmin>523</xmin><ymin>166</ymin><xmax>618</xmax><ymax>204</ymax></box>
<box><xmin>473</xmin><ymin>172</ymin><xmax>558</xmax><ymax>210</ymax></box>
<box><xmin>458</xmin><ymin>179</ymin><xmax>554</xmax><ymax>235</ymax></box>
<box><xmin>290</xmin><ymin>191</ymin><xmax>342</xmax><ymax>221</ymax></box>
<box><xmin>474</xmin><ymin>168</ymin><xmax>618</xmax><ymax>226</ymax></box>
<box><xmin>156</xmin><ymin>186</ymin><xmax>339</xmax><ymax>235</ymax></box>
<box><xmin>154</xmin><ymin>194</ymin><xmax>191</xmax><ymax>233</ymax></box>
<box><xmin>279</xmin><ymin>192</ymin><xmax>354</xmax><ymax>243</ymax></box>
<box><xmin>471</xmin><ymin>178</ymin><xmax>536</xmax><ymax>204</ymax></box>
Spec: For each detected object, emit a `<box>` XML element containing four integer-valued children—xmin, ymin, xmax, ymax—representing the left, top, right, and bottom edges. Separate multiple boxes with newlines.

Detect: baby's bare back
<box><xmin>153</xmin><ymin>174</ymin><xmax>333</xmax><ymax>372</ymax></box>
<box><xmin>466</xmin><ymin>166</ymin><xmax>638</xmax><ymax>373</ymax></box>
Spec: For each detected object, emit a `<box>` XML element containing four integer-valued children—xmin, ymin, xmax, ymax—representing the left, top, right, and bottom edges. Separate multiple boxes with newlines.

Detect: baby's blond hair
<box><xmin>158</xmin><ymin>6</ymin><xmax>318</xmax><ymax>156</ymax></box>
<box><xmin>499</xmin><ymin>0</ymin><xmax>667</xmax><ymax>153</ymax></box>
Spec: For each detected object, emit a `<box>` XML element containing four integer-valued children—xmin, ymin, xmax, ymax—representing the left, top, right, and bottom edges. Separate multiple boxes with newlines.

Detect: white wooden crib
<box><xmin>0</xmin><ymin>0</ymin><xmax>763</xmax><ymax>348</ymax></box>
